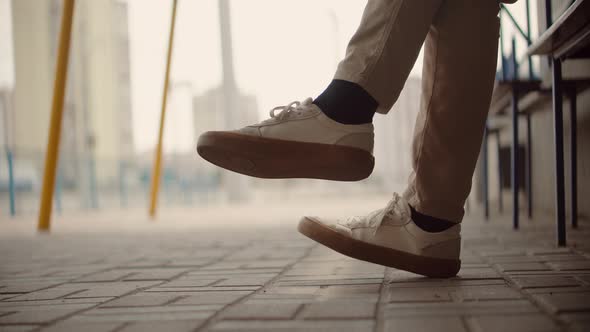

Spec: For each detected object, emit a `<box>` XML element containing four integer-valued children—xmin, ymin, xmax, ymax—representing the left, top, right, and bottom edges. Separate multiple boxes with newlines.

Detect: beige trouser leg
<box><xmin>335</xmin><ymin>0</ymin><xmax>500</xmax><ymax>222</ymax></box>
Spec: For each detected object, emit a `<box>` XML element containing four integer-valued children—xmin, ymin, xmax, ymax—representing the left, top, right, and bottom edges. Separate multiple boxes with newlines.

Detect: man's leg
<box><xmin>403</xmin><ymin>0</ymin><xmax>500</xmax><ymax>222</ymax></box>
<box><xmin>318</xmin><ymin>0</ymin><xmax>443</xmax><ymax>119</ymax></box>
<box><xmin>298</xmin><ymin>0</ymin><xmax>500</xmax><ymax>277</ymax></box>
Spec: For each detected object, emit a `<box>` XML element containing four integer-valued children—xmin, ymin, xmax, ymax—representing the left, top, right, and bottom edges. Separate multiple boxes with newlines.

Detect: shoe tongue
<box><xmin>380</xmin><ymin>212</ymin><xmax>398</xmax><ymax>226</ymax></box>
<box><xmin>301</xmin><ymin>97</ymin><xmax>313</xmax><ymax>106</ymax></box>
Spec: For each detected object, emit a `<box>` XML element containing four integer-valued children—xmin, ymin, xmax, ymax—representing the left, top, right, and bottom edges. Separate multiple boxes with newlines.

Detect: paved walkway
<box><xmin>1</xmin><ymin>205</ymin><xmax>590</xmax><ymax>332</ymax></box>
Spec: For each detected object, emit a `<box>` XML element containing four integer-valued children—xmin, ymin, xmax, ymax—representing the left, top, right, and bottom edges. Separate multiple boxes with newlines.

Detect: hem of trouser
<box><xmin>402</xmin><ymin>188</ymin><xmax>464</xmax><ymax>223</ymax></box>
<box><xmin>333</xmin><ymin>72</ymin><xmax>391</xmax><ymax>115</ymax></box>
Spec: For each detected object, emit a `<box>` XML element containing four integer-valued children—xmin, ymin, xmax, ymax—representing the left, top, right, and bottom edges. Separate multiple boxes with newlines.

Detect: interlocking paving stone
<box><xmin>449</xmin><ymin>284</ymin><xmax>523</xmax><ymax>301</ymax></box>
<box><xmin>210</xmin><ymin>319</ymin><xmax>375</xmax><ymax>331</ymax></box>
<box><xmin>523</xmin><ymin>286</ymin><xmax>590</xmax><ymax>294</ymax></box>
<box><xmin>0</xmin><ymin>297</ymin><xmax>114</xmax><ymax>307</ymax></box>
<box><xmin>386</xmin><ymin>279</ymin><xmax>506</xmax><ymax>288</ymax></box>
<box><xmin>509</xmin><ymin>276</ymin><xmax>581</xmax><ymax>289</ymax></box>
<box><xmin>384</xmin><ymin>317</ymin><xmax>467</xmax><ymax>332</ymax></box>
<box><xmin>546</xmin><ymin>261</ymin><xmax>590</xmax><ymax>271</ymax></box>
<box><xmin>187</xmin><ymin>269</ymin><xmax>282</xmax><ymax>276</ymax></box>
<box><xmin>316</xmin><ymin>285</ymin><xmax>381</xmax><ymax>301</ymax></box>
<box><xmin>387</xmin><ymin>287</ymin><xmax>452</xmax><ymax>302</ymax></box>
<box><xmin>537</xmin><ymin>255</ymin><xmax>586</xmax><ymax>262</ymax></box>
<box><xmin>528</xmin><ymin>248</ymin><xmax>573</xmax><ymax>255</ymax></box>
<box><xmin>87</xmin><ymin>305</ymin><xmax>222</xmax><ymax>315</ymax></box>
<box><xmin>61</xmin><ymin>281</ymin><xmax>160</xmax><ymax>298</ymax></box>
<box><xmin>0</xmin><ymin>283</ymin><xmax>59</xmax><ymax>294</ymax></box>
<box><xmin>172</xmin><ymin>292</ymin><xmax>251</xmax><ymax>305</ymax></box>
<box><xmin>280</xmin><ymin>274</ymin><xmax>385</xmax><ymax>282</ymax></box>
<box><xmin>2</xmin><ymin>215</ymin><xmax>590</xmax><ymax>331</ymax></box>
<box><xmin>495</xmin><ymin>262</ymin><xmax>552</xmax><ymax>272</ymax></box>
<box><xmin>145</xmin><ymin>286</ymin><xmax>261</xmax><ymax>292</ymax></box>
<box><xmin>384</xmin><ymin>300</ymin><xmax>540</xmax><ymax>317</ymax></box>
<box><xmin>0</xmin><ymin>304</ymin><xmax>95</xmax><ymax>324</ymax></box>
<box><xmin>100</xmin><ymin>293</ymin><xmax>180</xmax><ymax>307</ymax></box>
<box><xmin>221</xmin><ymin>303</ymin><xmax>302</xmax><ymax>320</ymax></box>
<box><xmin>455</xmin><ymin>267</ymin><xmax>502</xmax><ymax>279</ymax></box>
<box><xmin>74</xmin><ymin>271</ymin><xmax>135</xmax><ymax>283</ymax></box>
<box><xmin>263</xmin><ymin>286</ymin><xmax>321</xmax><ymax>295</ymax></box>
<box><xmin>41</xmin><ymin>321</ymin><xmax>125</xmax><ymax>332</ymax></box>
<box><xmin>276</xmin><ymin>278</ymin><xmax>383</xmax><ymax>287</ymax></box>
<box><xmin>300</xmin><ymin>301</ymin><xmax>376</xmax><ymax>319</ymax></box>
<box><xmin>480</xmin><ymin>249</ymin><xmax>527</xmax><ymax>257</ymax></box>
<box><xmin>467</xmin><ymin>314</ymin><xmax>560</xmax><ymax>332</ymax></box>
<box><xmin>214</xmin><ymin>276</ymin><xmax>274</xmax><ymax>287</ymax></box>
<box><xmin>121</xmin><ymin>268</ymin><xmax>189</xmax><ymax>281</ymax></box>
<box><xmin>4</xmin><ymin>289</ymin><xmax>83</xmax><ymax>302</ymax></box>
<box><xmin>533</xmin><ymin>292</ymin><xmax>590</xmax><ymax>313</ymax></box>
<box><xmin>156</xmin><ymin>279</ymin><xmax>220</xmax><ymax>288</ymax></box>
<box><xmin>72</xmin><ymin>307</ymin><xmax>215</xmax><ymax>322</ymax></box>
<box><xmin>0</xmin><ymin>325</ymin><xmax>39</xmax><ymax>332</ymax></box>
<box><xmin>118</xmin><ymin>320</ymin><xmax>204</xmax><ymax>332</ymax></box>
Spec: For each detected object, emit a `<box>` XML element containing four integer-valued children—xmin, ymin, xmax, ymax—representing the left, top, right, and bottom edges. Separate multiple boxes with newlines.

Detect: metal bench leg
<box><xmin>526</xmin><ymin>113</ymin><xmax>533</xmax><ymax>219</ymax></box>
<box><xmin>496</xmin><ymin>130</ymin><xmax>503</xmax><ymax>213</ymax></box>
<box><xmin>511</xmin><ymin>90</ymin><xmax>519</xmax><ymax>230</ymax></box>
<box><xmin>483</xmin><ymin>125</ymin><xmax>490</xmax><ymax>220</ymax></box>
<box><xmin>552</xmin><ymin>58</ymin><xmax>566</xmax><ymax>246</ymax></box>
<box><xmin>569</xmin><ymin>90</ymin><xmax>578</xmax><ymax>229</ymax></box>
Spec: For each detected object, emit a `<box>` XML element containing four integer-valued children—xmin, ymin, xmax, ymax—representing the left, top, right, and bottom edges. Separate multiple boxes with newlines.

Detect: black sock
<box><xmin>409</xmin><ymin>205</ymin><xmax>456</xmax><ymax>233</ymax></box>
<box><xmin>313</xmin><ymin>79</ymin><xmax>378</xmax><ymax>125</ymax></box>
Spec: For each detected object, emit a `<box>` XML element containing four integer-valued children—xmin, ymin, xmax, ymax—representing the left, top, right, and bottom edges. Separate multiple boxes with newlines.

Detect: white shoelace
<box><xmin>341</xmin><ymin>193</ymin><xmax>411</xmax><ymax>234</ymax></box>
<box><xmin>262</xmin><ymin>98</ymin><xmax>313</xmax><ymax>124</ymax></box>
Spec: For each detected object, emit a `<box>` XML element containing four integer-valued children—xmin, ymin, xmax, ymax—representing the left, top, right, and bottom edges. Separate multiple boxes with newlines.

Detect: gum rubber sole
<box><xmin>197</xmin><ymin>131</ymin><xmax>374</xmax><ymax>181</ymax></box>
<box><xmin>298</xmin><ymin>217</ymin><xmax>461</xmax><ymax>278</ymax></box>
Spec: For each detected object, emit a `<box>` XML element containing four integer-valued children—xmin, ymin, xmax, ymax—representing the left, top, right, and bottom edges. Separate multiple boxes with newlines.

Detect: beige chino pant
<box><xmin>335</xmin><ymin>0</ymin><xmax>501</xmax><ymax>222</ymax></box>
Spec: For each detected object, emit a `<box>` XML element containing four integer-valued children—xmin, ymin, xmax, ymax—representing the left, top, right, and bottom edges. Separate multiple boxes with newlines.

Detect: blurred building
<box><xmin>192</xmin><ymin>86</ymin><xmax>259</xmax><ymax>196</ymax></box>
<box><xmin>0</xmin><ymin>88</ymin><xmax>12</xmax><ymax>149</ymax></box>
<box><xmin>10</xmin><ymin>0</ymin><xmax>133</xmax><ymax>204</ymax></box>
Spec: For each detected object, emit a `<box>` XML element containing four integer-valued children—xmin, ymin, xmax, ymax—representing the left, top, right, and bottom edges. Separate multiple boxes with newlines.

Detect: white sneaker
<box><xmin>298</xmin><ymin>193</ymin><xmax>461</xmax><ymax>277</ymax></box>
<box><xmin>197</xmin><ymin>98</ymin><xmax>374</xmax><ymax>181</ymax></box>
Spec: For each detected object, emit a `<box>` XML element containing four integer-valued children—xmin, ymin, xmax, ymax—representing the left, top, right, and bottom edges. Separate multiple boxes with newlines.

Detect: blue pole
<box><xmin>511</xmin><ymin>37</ymin><xmax>518</xmax><ymax>80</ymax></box>
<box><xmin>7</xmin><ymin>149</ymin><xmax>16</xmax><ymax>216</ymax></box>
<box><xmin>499</xmin><ymin>10</ymin><xmax>507</xmax><ymax>81</ymax></box>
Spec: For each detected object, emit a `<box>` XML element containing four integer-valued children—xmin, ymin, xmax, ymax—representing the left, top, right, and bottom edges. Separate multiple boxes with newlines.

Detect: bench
<box><xmin>527</xmin><ymin>0</ymin><xmax>590</xmax><ymax>246</ymax></box>
<box><xmin>487</xmin><ymin>0</ymin><xmax>589</xmax><ymax>246</ymax></box>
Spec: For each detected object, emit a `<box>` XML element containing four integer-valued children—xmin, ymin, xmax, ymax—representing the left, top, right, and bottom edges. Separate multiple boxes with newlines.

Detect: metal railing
<box><xmin>1</xmin><ymin>146</ymin><xmax>223</xmax><ymax>217</ymax></box>
<box><xmin>498</xmin><ymin>0</ymin><xmax>576</xmax><ymax>81</ymax></box>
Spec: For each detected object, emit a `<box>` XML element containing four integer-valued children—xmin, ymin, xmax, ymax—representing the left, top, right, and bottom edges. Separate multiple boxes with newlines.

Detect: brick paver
<box><xmin>1</xmin><ymin>210</ymin><xmax>590</xmax><ymax>332</ymax></box>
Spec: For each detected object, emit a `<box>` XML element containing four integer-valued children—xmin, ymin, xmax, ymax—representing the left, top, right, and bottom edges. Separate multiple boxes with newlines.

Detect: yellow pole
<box><xmin>38</xmin><ymin>0</ymin><xmax>75</xmax><ymax>232</ymax></box>
<box><xmin>149</xmin><ymin>0</ymin><xmax>178</xmax><ymax>218</ymax></box>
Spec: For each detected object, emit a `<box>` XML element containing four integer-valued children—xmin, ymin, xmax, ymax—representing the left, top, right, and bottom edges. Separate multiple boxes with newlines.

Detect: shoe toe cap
<box><xmin>303</xmin><ymin>216</ymin><xmax>352</xmax><ymax>236</ymax></box>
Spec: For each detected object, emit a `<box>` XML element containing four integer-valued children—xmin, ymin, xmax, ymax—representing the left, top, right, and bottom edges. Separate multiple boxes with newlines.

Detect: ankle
<box><xmin>409</xmin><ymin>205</ymin><xmax>456</xmax><ymax>233</ymax></box>
<box><xmin>313</xmin><ymin>79</ymin><xmax>377</xmax><ymax>125</ymax></box>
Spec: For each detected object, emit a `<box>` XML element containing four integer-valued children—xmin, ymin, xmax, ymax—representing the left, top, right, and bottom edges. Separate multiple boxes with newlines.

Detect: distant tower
<box><xmin>218</xmin><ymin>0</ymin><xmax>246</xmax><ymax>201</ymax></box>
<box><xmin>219</xmin><ymin>0</ymin><xmax>236</xmax><ymax>89</ymax></box>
